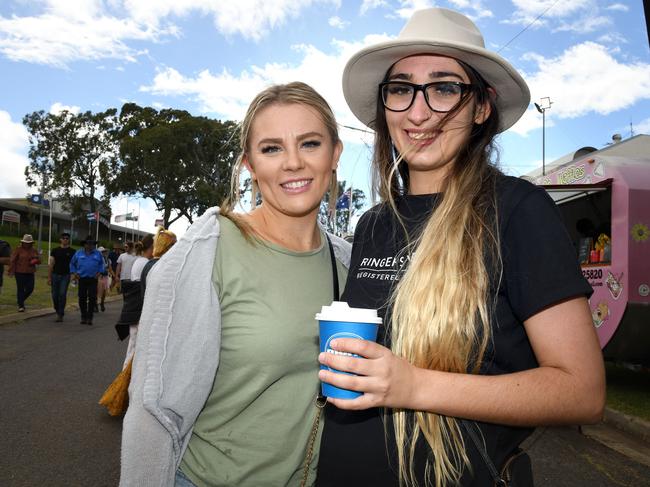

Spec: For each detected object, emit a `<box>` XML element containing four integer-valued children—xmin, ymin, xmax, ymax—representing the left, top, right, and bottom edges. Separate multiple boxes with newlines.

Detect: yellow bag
<box><xmin>99</xmin><ymin>358</ymin><xmax>133</xmax><ymax>416</ymax></box>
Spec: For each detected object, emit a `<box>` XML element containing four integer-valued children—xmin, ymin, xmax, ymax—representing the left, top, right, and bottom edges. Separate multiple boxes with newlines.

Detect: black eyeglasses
<box><xmin>380</xmin><ymin>81</ymin><xmax>474</xmax><ymax>113</ymax></box>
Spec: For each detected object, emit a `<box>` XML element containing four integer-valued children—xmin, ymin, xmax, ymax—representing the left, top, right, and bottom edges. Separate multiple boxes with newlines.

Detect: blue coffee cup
<box><xmin>316</xmin><ymin>302</ymin><xmax>382</xmax><ymax>399</ymax></box>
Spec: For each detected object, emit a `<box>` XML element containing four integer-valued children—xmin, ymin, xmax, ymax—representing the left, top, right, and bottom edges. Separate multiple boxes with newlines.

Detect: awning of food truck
<box><xmin>541</xmin><ymin>178</ymin><xmax>613</xmax><ymax>204</ymax></box>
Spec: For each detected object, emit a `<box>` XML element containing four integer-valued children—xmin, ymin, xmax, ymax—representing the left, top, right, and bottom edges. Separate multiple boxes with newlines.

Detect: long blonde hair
<box><xmin>220</xmin><ymin>82</ymin><xmax>340</xmax><ymax>238</ymax></box>
<box><xmin>373</xmin><ymin>60</ymin><xmax>502</xmax><ymax>486</ymax></box>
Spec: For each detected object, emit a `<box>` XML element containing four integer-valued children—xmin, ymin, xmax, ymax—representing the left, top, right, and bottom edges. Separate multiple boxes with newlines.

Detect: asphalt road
<box><xmin>0</xmin><ymin>300</ymin><xmax>126</xmax><ymax>487</ymax></box>
<box><xmin>1</xmin><ymin>302</ymin><xmax>649</xmax><ymax>487</ymax></box>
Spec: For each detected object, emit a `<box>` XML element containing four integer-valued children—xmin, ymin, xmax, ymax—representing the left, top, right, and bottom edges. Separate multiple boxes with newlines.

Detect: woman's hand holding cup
<box><xmin>318</xmin><ymin>337</ymin><xmax>418</xmax><ymax>410</ymax></box>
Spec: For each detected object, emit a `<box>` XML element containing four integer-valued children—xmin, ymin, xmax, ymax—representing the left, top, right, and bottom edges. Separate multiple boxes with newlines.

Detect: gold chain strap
<box><xmin>300</xmin><ymin>395</ymin><xmax>328</xmax><ymax>487</ymax></box>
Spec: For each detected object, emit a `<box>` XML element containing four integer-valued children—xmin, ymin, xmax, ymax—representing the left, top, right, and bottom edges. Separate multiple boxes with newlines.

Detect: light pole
<box><xmin>534</xmin><ymin>97</ymin><xmax>553</xmax><ymax>175</ymax></box>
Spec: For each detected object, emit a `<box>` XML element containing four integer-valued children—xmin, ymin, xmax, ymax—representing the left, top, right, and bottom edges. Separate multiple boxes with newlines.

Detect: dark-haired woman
<box><xmin>317</xmin><ymin>8</ymin><xmax>605</xmax><ymax>487</ymax></box>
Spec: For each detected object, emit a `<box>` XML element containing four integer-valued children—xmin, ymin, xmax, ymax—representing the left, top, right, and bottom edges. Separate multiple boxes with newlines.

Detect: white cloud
<box><xmin>140</xmin><ymin>33</ymin><xmax>392</xmax><ymax>145</ymax></box>
<box><xmin>447</xmin><ymin>0</ymin><xmax>493</xmax><ymax>19</ymax></box>
<box><xmin>632</xmin><ymin>117</ymin><xmax>650</xmax><ymax>135</ymax></box>
<box><xmin>329</xmin><ymin>16</ymin><xmax>349</xmax><ymax>29</ymax></box>
<box><xmin>394</xmin><ymin>0</ymin><xmax>436</xmax><ymax>19</ymax></box>
<box><xmin>605</xmin><ymin>3</ymin><xmax>629</xmax><ymax>12</ymax></box>
<box><xmin>0</xmin><ymin>110</ymin><xmax>30</xmax><ymax>197</ymax></box>
<box><xmin>509</xmin><ymin>108</ymin><xmax>543</xmax><ymax>136</ymax></box>
<box><xmin>506</xmin><ymin>0</ymin><xmax>593</xmax><ymax>27</ymax></box>
<box><xmin>510</xmin><ymin>41</ymin><xmax>650</xmax><ymax>136</ymax></box>
<box><xmin>122</xmin><ymin>0</ymin><xmax>340</xmax><ymax>42</ymax></box>
<box><xmin>0</xmin><ymin>0</ymin><xmax>340</xmax><ymax>67</ymax></box>
<box><xmin>0</xmin><ymin>5</ymin><xmax>173</xmax><ymax>68</ymax></box>
<box><xmin>554</xmin><ymin>15</ymin><xmax>611</xmax><ymax>34</ymax></box>
<box><xmin>50</xmin><ymin>102</ymin><xmax>81</xmax><ymax>115</ymax></box>
<box><xmin>511</xmin><ymin>0</ymin><xmax>592</xmax><ymax>18</ymax></box>
<box><xmin>360</xmin><ymin>0</ymin><xmax>389</xmax><ymax>15</ymax></box>
<box><xmin>597</xmin><ymin>32</ymin><xmax>627</xmax><ymax>44</ymax></box>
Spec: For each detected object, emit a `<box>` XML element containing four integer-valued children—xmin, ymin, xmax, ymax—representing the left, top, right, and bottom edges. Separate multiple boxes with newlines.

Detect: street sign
<box><xmin>2</xmin><ymin>210</ymin><xmax>20</xmax><ymax>223</ymax></box>
<box><xmin>154</xmin><ymin>218</ymin><xmax>163</xmax><ymax>227</ymax></box>
<box><xmin>29</xmin><ymin>194</ymin><xmax>50</xmax><ymax>207</ymax></box>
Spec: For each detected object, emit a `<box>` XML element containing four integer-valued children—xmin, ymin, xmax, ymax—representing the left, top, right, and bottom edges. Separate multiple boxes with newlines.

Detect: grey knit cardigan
<box><xmin>119</xmin><ymin>207</ymin><xmax>351</xmax><ymax>486</ymax></box>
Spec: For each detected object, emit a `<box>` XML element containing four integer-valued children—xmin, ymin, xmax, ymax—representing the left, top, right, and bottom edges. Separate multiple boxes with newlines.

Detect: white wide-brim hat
<box><xmin>20</xmin><ymin>234</ymin><xmax>34</xmax><ymax>243</ymax></box>
<box><xmin>342</xmin><ymin>8</ymin><xmax>530</xmax><ymax>132</ymax></box>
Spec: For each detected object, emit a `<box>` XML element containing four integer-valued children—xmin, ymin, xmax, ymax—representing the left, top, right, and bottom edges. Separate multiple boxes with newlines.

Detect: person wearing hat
<box><xmin>70</xmin><ymin>235</ymin><xmax>105</xmax><ymax>325</ymax></box>
<box><xmin>317</xmin><ymin>8</ymin><xmax>604</xmax><ymax>487</ymax></box>
<box><xmin>48</xmin><ymin>232</ymin><xmax>76</xmax><ymax>322</ymax></box>
<box><xmin>7</xmin><ymin>234</ymin><xmax>40</xmax><ymax>312</ymax></box>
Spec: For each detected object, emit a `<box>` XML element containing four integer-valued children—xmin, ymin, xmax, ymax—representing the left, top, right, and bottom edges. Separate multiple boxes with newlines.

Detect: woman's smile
<box><xmin>280</xmin><ymin>178</ymin><xmax>313</xmax><ymax>193</ymax></box>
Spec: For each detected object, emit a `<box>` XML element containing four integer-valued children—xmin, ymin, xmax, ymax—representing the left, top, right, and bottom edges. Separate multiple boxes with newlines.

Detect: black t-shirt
<box><xmin>108</xmin><ymin>250</ymin><xmax>119</xmax><ymax>272</ymax></box>
<box><xmin>317</xmin><ymin>176</ymin><xmax>592</xmax><ymax>487</ymax></box>
<box><xmin>0</xmin><ymin>240</ymin><xmax>10</xmax><ymax>287</ymax></box>
<box><xmin>51</xmin><ymin>247</ymin><xmax>76</xmax><ymax>275</ymax></box>
<box><xmin>140</xmin><ymin>258</ymin><xmax>158</xmax><ymax>297</ymax></box>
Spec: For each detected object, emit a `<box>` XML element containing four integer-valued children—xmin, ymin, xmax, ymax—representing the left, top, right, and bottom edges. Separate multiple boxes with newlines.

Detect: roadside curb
<box><xmin>603</xmin><ymin>407</ymin><xmax>650</xmax><ymax>444</ymax></box>
<box><xmin>0</xmin><ymin>294</ymin><xmax>122</xmax><ymax>326</ymax></box>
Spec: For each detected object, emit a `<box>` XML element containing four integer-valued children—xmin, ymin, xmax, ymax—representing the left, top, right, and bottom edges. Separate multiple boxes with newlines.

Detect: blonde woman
<box><xmin>139</xmin><ymin>226</ymin><xmax>177</xmax><ymax>297</ymax></box>
<box><xmin>120</xmin><ymin>82</ymin><xmax>350</xmax><ymax>487</ymax></box>
<box><xmin>317</xmin><ymin>8</ymin><xmax>605</xmax><ymax>487</ymax></box>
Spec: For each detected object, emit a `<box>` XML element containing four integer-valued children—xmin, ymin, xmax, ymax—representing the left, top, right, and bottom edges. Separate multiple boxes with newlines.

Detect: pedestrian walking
<box><xmin>115</xmin><ymin>241</ymin><xmax>136</xmax><ymax>291</ymax></box>
<box><xmin>0</xmin><ymin>238</ymin><xmax>11</xmax><ymax>295</ymax></box>
<box><xmin>140</xmin><ymin>227</ymin><xmax>177</xmax><ymax>297</ymax></box>
<box><xmin>115</xmin><ymin>235</ymin><xmax>154</xmax><ymax>366</ymax></box>
<box><xmin>96</xmin><ymin>246</ymin><xmax>111</xmax><ymax>313</ymax></box>
<box><xmin>8</xmin><ymin>234</ymin><xmax>40</xmax><ymax>312</ymax></box>
<box><xmin>108</xmin><ymin>243</ymin><xmax>121</xmax><ymax>291</ymax></box>
<box><xmin>70</xmin><ymin>235</ymin><xmax>105</xmax><ymax>325</ymax></box>
<box><xmin>48</xmin><ymin>232</ymin><xmax>76</xmax><ymax>322</ymax></box>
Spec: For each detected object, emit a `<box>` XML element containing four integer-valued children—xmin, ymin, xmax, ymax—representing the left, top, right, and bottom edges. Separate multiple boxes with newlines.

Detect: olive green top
<box><xmin>180</xmin><ymin>216</ymin><xmax>347</xmax><ymax>487</ymax></box>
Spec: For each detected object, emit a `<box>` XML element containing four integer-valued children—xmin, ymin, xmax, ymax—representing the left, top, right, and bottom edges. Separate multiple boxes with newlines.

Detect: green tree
<box><xmin>109</xmin><ymin>103</ymin><xmax>239</xmax><ymax>226</ymax></box>
<box><xmin>23</xmin><ymin>109</ymin><xmax>119</xmax><ymax>217</ymax></box>
<box><xmin>319</xmin><ymin>180</ymin><xmax>366</xmax><ymax>237</ymax></box>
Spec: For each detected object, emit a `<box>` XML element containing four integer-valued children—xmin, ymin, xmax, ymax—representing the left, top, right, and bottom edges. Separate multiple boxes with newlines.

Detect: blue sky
<box><xmin>1</xmin><ymin>0</ymin><xmax>648</xmax><ymax>235</ymax></box>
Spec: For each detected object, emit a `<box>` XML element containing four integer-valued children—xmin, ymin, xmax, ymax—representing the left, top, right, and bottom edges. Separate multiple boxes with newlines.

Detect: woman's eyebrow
<box><xmin>387</xmin><ymin>71</ymin><xmax>465</xmax><ymax>81</ymax></box>
<box><xmin>257</xmin><ymin>137</ymin><xmax>283</xmax><ymax>145</ymax></box>
<box><xmin>257</xmin><ymin>131</ymin><xmax>323</xmax><ymax>146</ymax></box>
<box><xmin>296</xmin><ymin>131</ymin><xmax>324</xmax><ymax>141</ymax></box>
<box><xmin>428</xmin><ymin>70</ymin><xmax>464</xmax><ymax>80</ymax></box>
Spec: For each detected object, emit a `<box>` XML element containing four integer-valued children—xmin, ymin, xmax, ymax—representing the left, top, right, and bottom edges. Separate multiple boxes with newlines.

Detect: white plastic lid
<box><xmin>315</xmin><ymin>301</ymin><xmax>382</xmax><ymax>324</ymax></box>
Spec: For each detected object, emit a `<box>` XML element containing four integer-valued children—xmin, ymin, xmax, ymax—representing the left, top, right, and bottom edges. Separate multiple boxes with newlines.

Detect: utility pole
<box><xmin>47</xmin><ymin>195</ymin><xmax>52</xmax><ymax>261</ymax></box>
<box><xmin>36</xmin><ymin>171</ymin><xmax>48</xmax><ymax>255</ymax></box>
<box><xmin>534</xmin><ymin>97</ymin><xmax>553</xmax><ymax>175</ymax></box>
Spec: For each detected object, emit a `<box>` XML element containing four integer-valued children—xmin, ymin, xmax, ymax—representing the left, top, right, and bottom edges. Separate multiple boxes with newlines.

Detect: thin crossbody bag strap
<box><xmin>326</xmin><ymin>234</ymin><xmax>339</xmax><ymax>299</ymax></box>
<box><xmin>462</xmin><ymin>420</ymin><xmax>508</xmax><ymax>487</ymax></box>
<box><xmin>300</xmin><ymin>234</ymin><xmax>338</xmax><ymax>487</ymax></box>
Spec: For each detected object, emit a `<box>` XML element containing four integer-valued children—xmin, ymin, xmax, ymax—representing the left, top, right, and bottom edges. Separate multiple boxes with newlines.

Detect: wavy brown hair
<box><xmin>372</xmin><ymin>60</ymin><xmax>503</xmax><ymax>487</ymax></box>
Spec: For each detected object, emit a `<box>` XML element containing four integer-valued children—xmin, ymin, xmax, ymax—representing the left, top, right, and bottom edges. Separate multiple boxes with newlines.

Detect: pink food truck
<box><xmin>532</xmin><ymin>146</ymin><xmax>650</xmax><ymax>365</ymax></box>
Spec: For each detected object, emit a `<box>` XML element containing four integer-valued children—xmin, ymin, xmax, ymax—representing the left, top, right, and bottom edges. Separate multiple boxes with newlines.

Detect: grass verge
<box><xmin>605</xmin><ymin>361</ymin><xmax>650</xmax><ymax>422</ymax></box>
